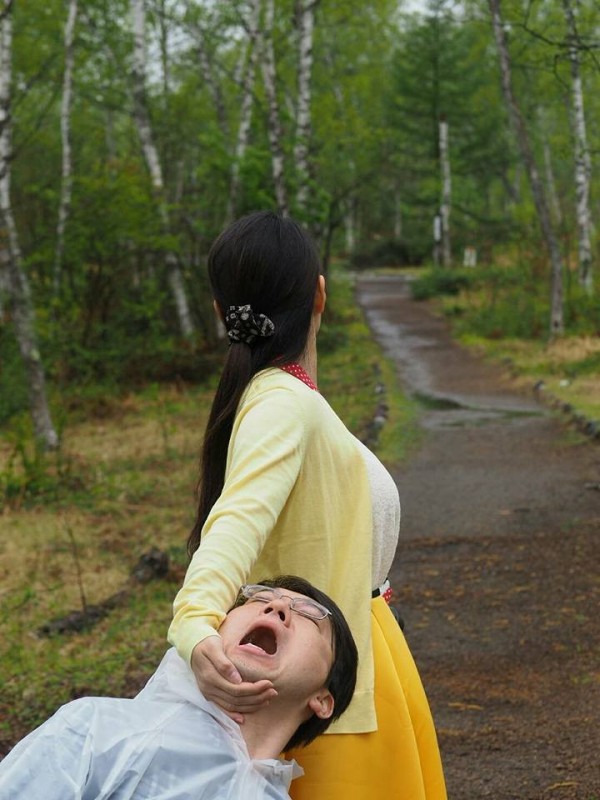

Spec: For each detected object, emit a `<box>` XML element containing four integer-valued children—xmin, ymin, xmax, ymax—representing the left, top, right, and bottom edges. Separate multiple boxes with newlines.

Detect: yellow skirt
<box><xmin>287</xmin><ymin>598</ymin><xmax>447</xmax><ymax>800</ymax></box>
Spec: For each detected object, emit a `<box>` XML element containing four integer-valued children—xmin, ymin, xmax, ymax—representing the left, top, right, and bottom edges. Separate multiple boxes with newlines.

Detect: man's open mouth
<box><xmin>239</xmin><ymin>625</ymin><xmax>278</xmax><ymax>655</ymax></box>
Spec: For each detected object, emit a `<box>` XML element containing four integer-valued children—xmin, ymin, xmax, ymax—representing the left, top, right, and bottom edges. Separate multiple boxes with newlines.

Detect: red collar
<box><xmin>279</xmin><ymin>362</ymin><xmax>319</xmax><ymax>392</ymax></box>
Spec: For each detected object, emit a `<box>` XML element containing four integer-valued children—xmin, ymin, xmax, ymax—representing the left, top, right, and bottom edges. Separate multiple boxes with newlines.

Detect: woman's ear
<box><xmin>307</xmin><ymin>689</ymin><xmax>334</xmax><ymax>720</ymax></box>
<box><xmin>314</xmin><ymin>275</ymin><xmax>327</xmax><ymax>315</ymax></box>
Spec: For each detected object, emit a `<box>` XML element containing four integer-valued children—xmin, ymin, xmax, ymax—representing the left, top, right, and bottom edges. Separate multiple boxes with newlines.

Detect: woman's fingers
<box><xmin>197</xmin><ymin>636</ymin><xmax>243</xmax><ymax>684</ymax></box>
<box><xmin>206</xmin><ymin>681</ymin><xmax>277</xmax><ymax>708</ymax></box>
<box><xmin>191</xmin><ymin>637</ymin><xmax>277</xmax><ymax>718</ymax></box>
<box><xmin>206</xmin><ymin>683</ymin><xmax>277</xmax><ymax>724</ymax></box>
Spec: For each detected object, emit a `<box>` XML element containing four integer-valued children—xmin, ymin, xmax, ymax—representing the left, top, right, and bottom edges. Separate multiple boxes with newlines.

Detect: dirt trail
<box><xmin>357</xmin><ymin>275</ymin><xmax>600</xmax><ymax>800</ymax></box>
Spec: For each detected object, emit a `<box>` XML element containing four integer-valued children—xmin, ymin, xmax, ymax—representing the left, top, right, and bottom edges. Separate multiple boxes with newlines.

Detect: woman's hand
<box><xmin>191</xmin><ymin>636</ymin><xmax>277</xmax><ymax>724</ymax></box>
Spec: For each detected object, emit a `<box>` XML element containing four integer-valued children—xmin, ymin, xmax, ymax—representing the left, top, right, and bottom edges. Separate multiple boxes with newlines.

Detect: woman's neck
<box><xmin>298</xmin><ymin>337</ymin><xmax>318</xmax><ymax>386</ymax></box>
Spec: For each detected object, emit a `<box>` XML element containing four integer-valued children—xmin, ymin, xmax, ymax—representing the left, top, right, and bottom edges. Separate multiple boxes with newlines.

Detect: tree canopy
<box><xmin>0</xmin><ymin>0</ymin><xmax>598</xmax><ymax>433</ymax></box>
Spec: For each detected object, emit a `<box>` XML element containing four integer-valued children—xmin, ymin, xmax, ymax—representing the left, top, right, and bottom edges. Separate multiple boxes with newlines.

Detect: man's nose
<box><xmin>263</xmin><ymin>597</ymin><xmax>292</xmax><ymax>625</ymax></box>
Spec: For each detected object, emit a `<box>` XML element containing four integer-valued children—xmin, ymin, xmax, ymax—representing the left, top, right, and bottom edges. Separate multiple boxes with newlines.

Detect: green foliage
<box><xmin>434</xmin><ymin>262</ymin><xmax>600</xmax><ymax>341</ymax></box>
<box><xmin>349</xmin><ymin>238</ymin><xmax>414</xmax><ymax>269</ymax></box>
<box><xmin>564</xmin><ymin>282</ymin><xmax>600</xmax><ymax>337</ymax></box>
<box><xmin>410</xmin><ymin>268</ymin><xmax>476</xmax><ymax>300</ymax></box>
<box><xmin>0</xmin><ymin>327</ymin><xmax>29</xmax><ymax>424</ymax></box>
<box><xmin>0</xmin><ymin>416</ymin><xmax>81</xmax><ymax>509</ymax></box>
<box><xmin>387</xmin><ymin>0</ymin><xmax>512</xmax><ymax>262</ymax></box>
<box><xmin>562</xmin><ymin>349</ymin><xmax>600</xmax><ymax>379</ymax></box>
<box><xmin>3</xmin><ymin>0</ymin><xmax>600</xmax><ymax>438</ymax></box>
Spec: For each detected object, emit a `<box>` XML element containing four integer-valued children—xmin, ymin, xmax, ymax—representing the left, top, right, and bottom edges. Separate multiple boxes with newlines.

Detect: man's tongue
<box><xmin>240</xmin><ymin>626</ymin><xmax>277</xmax><ymax>655</ymax></box>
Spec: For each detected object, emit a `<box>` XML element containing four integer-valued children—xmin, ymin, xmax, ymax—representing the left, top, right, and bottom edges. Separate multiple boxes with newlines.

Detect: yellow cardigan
<box><xmin>168</xmin><ymin>368</ymin><xmax>376</xmax><ymax>733</ymax></box>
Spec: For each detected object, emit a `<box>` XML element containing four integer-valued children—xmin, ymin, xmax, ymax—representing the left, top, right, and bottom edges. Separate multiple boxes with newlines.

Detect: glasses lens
<box><xmin>241</xmin><ymin>585</ymin><xmax>330</xmax><ymax>619</ymax></box>
<box><xmin>242</xmin><ymin>585</ymin><xmax>275</xmax><ymax>602</ymax></box>
<box><xmin>291</xmin><ymin>598</ymin><xmax>330</xmax><ymax>619</ymax></box>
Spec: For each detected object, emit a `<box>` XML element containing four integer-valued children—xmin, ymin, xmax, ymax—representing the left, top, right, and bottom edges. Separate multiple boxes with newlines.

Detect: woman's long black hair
<box><xmin>187</xmin><ymin>211</ymin><xmax>321</xmax><ymax>557</ymax></box>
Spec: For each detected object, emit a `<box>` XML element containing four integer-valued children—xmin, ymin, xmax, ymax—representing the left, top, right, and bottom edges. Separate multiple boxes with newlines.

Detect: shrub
<box><xmin>410</xmin><ymin>268</ymin><xmax>475</xmax><ymax>300</ymax></box>
<box><xmin>349</xmin><ymin>238</ymin><xmax>414</xmax><ymax>269</ymax></box>
<box><xmin>434</xmin><ymin>260</ymin><xmax>600</xmax><ymax>341</ymax></box>
<box><xmin>0</xmin><ymin>325</ymin><xmax>29</xmax><ymax>426</ymax></box>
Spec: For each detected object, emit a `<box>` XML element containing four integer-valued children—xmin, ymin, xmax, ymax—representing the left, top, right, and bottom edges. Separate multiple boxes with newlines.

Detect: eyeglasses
<box><xmin>240</xmin><ymin>585</ymin><xmax>331</xmax><ymax>621</ymax></box>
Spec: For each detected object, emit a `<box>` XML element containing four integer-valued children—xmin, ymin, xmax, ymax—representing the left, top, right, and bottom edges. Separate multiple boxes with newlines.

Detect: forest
<box><xmin>0</xmin><ymin>0</ymin><xmax>599</xmax><ymax>772</ymax></box>
<box><xmin>0</xmin><ymin>0</ymin><xmax>598</xmax><ymax>450</ymax></box>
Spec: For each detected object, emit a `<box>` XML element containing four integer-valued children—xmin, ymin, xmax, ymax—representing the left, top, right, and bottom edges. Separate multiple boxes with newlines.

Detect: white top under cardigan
<box><xmin>355</xmin><ymin>438</ymin><xmax>401</xmax><ymax>590</ymax></box>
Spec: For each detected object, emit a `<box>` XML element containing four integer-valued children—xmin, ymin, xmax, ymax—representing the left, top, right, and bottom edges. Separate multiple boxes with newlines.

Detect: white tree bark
<box><xmin>0</xmin><ymin>3</ymin><xmax>58</xmax><ymax>449</ymax></box>
<box><xmin>53</xmin><ymin>0</ymin><xmax>78</xmax><ymax>295</ymax></box>
<box><xmin>261</xmin><ymin>0</ymin><xmax>288</xmax><ymax>215</ymax></box>
<box><xmin>439</xmin><ymin>117</ymin><xmax>451</xmax><ymax>267</ymax></box>
<box><xmin>233</xmin><ymin>36</ymin><xmax>248</xmax><ymax>89</ymax></box>
<box><xmin>489</xmin><ymin>0</ymin><xmax>564</xmax><ymax>336</ymax></box>
<box><xmin>294</xmin><ymin>0</ymin><xmax>317</xmax><ymax>211</ymax></box>
<box><xmin>158</xmin><ymin>0</ymin><xmax>170</xmax><ymax>100</ymax></box>
<box><xmin>224</xmin><ymin>0</ymin><xmax>261</xmax><ymax>224</ymax></box>
<box><xmin>130</xmin><ymin>0</ymin><xmax>194</xmax><ymax>338</ymax></box>
<box><xmin>563</xmin><ymin>0</ymin><xmax>593</xmax><ymax>294</ymax></box>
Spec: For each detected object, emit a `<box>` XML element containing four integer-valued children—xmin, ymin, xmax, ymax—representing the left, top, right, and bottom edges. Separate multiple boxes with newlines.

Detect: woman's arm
<box><xmin>168</xmin><ymin>381</ymin><xmax>309</xmax><ymax>712</ymax></box>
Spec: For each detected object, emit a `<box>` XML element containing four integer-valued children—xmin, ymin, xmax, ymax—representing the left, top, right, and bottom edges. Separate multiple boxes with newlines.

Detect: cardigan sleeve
<box><xmin>168</xmin><ymin>382</ymin><xmax>309</xmax><ymax>665</ymax></box>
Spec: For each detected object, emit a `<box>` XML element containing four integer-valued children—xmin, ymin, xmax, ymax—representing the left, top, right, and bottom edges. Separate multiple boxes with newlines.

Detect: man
<box><xmin>0</xmin><ymin>576</ymin><xmax>357</xmax><ymax>800</ymax></box>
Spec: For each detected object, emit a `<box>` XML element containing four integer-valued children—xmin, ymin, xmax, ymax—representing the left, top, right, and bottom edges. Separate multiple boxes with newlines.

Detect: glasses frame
<box><xmin>240</xmin><ymin>584</ymin><xmax>332</xmax><ymax>621</ymax></box>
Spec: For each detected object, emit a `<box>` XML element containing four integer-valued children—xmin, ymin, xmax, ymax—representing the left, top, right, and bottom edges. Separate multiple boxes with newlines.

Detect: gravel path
<box><xmin>357</xmin><ymin>274</ymin><xmax>600</xmax><ymax>800</ymax></box>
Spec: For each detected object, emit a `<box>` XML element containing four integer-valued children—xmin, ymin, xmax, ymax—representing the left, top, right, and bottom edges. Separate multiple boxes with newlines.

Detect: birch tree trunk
<box><xmin>489</xmin><ymin>0</ymin><xmax>564</xmax><ymax>336</ymax></box>
<box><xmin>224</xmin><ymin>0</ymin><xmax>261</xmax><ymax>224</ymax></box>
<box><xmin>563</xmin><ymin>0</ymin><xmax>593</xmax><ymax>294</ymax></box>
<box><xmin>53</xmin><ymin>0</ymin><xmax>78</xmax><ymax>295</ymax></box>
<box><xmin>158</xmin><ymin>0</ymin><xmax>170</xmax><ymax>100</ymax></box>
<box><xmin>233</xmin><ymin>36</ymin><xmax>248</xmax><ymax>89</ymax></box>
<box><xmin>294</xmin><ymin>0</ymin><xmax>317</xmax><ymax>212</ymax></box>
<box><xmin>261</xmin><ymin>0</ymin><xmax>288</xmax><ymax>215</ymax></box>
<box><xmin>130</xmin><ymin>0</ymin><xmax>194</xmax><ymax>338</ymax></box>
<box><xmin>439</xmin><ymin>116</ymin><xmax>452</xmax><ymax>267</ymax></box>
<box><xmin>0</xmin><ymin>3</ymin><xmax>58</xmax><ymax>449</ymax></box>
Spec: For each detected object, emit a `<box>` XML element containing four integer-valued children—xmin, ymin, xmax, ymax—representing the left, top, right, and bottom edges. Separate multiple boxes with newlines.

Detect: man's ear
<box><xmin>314</xmin><ymin>275</ymin><xmax>326</xmax><ymax>315</ymax></box>
<box><xmin>307</xmin><ymin>689</ymin><xmax>334</xmax><ymax>720</ymax></box>
<box><xmin>213</xmin><ymin>299</ymin><xmax>224</xmax><ymax>322</ymax></box>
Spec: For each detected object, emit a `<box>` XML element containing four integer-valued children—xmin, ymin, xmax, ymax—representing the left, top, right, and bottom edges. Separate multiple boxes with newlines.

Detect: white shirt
<box><xmin>355</xmin><ymin>439</ymin><xmax>401</xmax><ymax>589</ymax></box>
<box><xmin>0</xmin><ymin>649</ymin><xmax>301</xmax><ymax>800</ymax></box>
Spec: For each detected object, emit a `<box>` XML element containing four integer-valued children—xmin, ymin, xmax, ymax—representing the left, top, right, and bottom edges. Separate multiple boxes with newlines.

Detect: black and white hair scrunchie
<box><xmin>224</xmin><ymin>304</ymin><xmax>275</xmax><ymax>345</ymax></box>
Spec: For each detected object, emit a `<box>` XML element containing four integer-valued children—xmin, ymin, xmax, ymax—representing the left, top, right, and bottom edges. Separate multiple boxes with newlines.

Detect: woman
<box><xmin>168</xmin><ymin>211</ymin><xmax>446</xmax><ymax>799</ymax></box>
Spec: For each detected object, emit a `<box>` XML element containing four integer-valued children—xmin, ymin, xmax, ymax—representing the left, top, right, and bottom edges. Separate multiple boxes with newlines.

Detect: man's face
<box><xmin>219</xmin><ymin>587</ymin><xmax>334</xmax><ymax>704</ymax></box>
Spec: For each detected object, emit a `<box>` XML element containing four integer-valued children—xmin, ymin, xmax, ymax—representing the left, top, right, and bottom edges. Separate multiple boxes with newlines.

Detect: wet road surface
<box><xmin>357</xmin><ymin>274</ymin><xmax>600</xmax><ymax>800</ymax></box>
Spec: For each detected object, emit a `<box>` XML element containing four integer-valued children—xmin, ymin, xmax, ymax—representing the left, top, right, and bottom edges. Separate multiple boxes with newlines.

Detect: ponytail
<box><xmin>187</xmin><ymin>211</ymin><xmax>320</xmax><ymax>557</ymax></box>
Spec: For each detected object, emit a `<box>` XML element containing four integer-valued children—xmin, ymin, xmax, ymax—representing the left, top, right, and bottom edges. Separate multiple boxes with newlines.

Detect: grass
<box><xmin>412</xmin><ymin>260</ymin><xmax>600</xmax><ymax>425</ymax></box>
<box><xmin>0</xmin><ymin>264</ymin><xmax>418</xmax><ymax>752</ymax></box>
<box><xmin>0</xmin><ymin>384</ymin><xmax>207</xmax><ymax>749</ymax></box>
<box><xmin>451</xmin><ymin>332</ymin><xmax>600</xmax><ymax>423</ymax></box>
